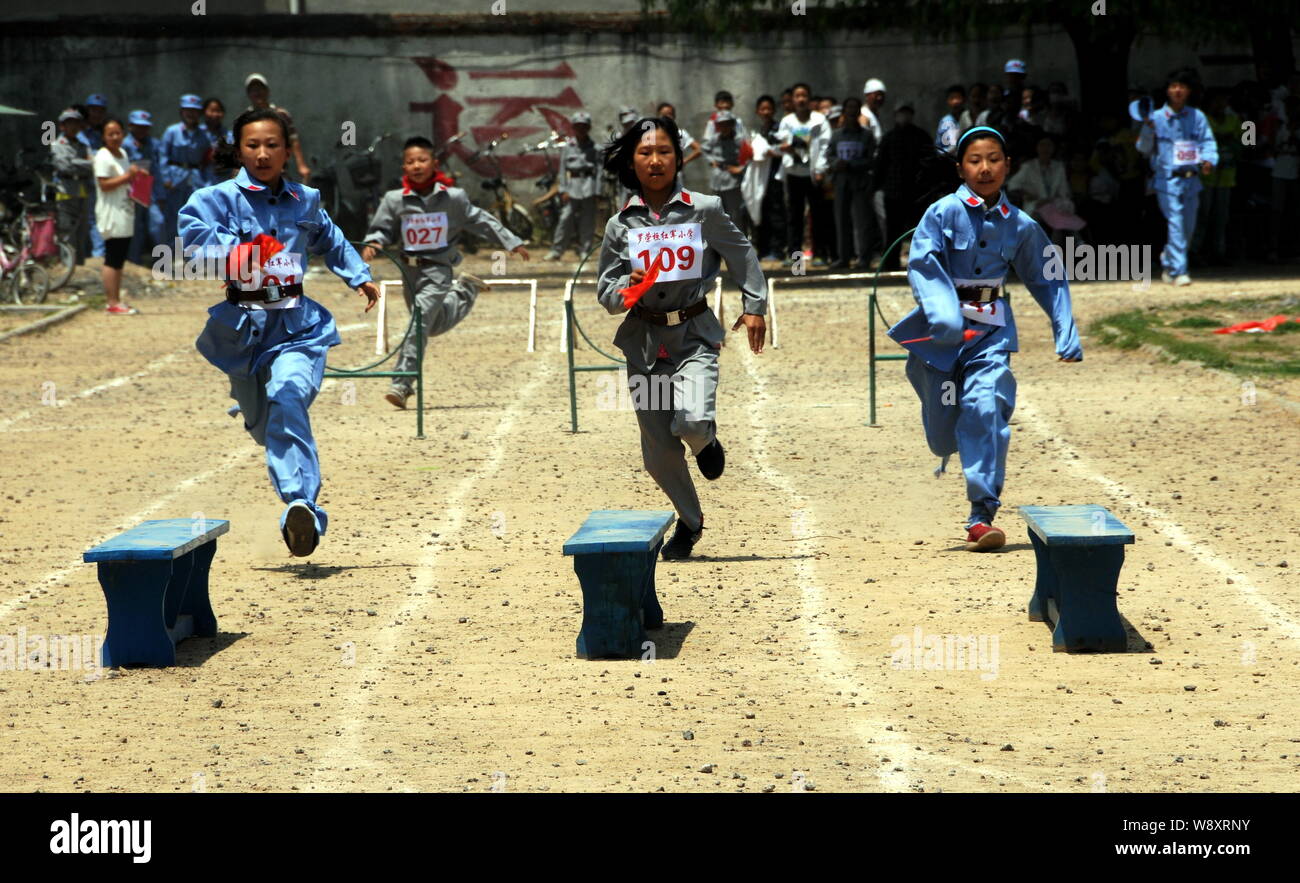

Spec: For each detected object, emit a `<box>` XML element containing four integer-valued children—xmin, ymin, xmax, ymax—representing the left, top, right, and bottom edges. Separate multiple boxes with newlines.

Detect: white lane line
<box><xmin>1016</xmin><ymin>399</ymin><xmax>1300</xmax><ymax>642</ymax></box>
<box><xmin>0</xmin><ymin>449</ymin><xmax>256</xmax><ymax>623</ymax></box>
<box><xmin>0</xmin><ymin>351</ymin><xmax>185</xmax><ymax>432</ymax></box>
<box><xmin>308</xmin><ymin>356</ymin><xmax>557</xmax><ymax>791</ymax></box>
<box><xmin>737</xmin><ymin>346</ymin><xmax>917</xmax><ymax>792</ymax></box>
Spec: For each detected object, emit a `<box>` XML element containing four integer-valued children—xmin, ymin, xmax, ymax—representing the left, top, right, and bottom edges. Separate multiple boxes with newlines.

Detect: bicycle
<box><xmin>1</xmin><ymin>154</ymin><xmax>75</xmax><ymax>292</ymax></box>
<box><xmin>309</xmin><ymin>132</ymin><xmax>395</xmax><ymax>243</ymax></box>
<box><xmin>1</xmin><ymin>234</ymin><xmax>51</xmax><ymax>305</ymax></box>
<box><xmin>527</xmin><ymin>131</ymin><xmax>565</xmax><ymax>246</ymax></box>
<box><xmin>463</xmin><ymin>135</ymin><xmax>533</xmax><ymax>244</ymax></box>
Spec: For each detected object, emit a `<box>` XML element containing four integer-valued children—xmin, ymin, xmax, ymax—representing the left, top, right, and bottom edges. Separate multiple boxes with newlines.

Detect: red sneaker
<box><xmin>965</xmin><ymin>522</ymin><xmax>1005</xmax><ymax>552</ymax></box>
<box><xmin>105</xmin><ymin>303</ymin><xmax>138</xmax><ymax>315</ymax></box>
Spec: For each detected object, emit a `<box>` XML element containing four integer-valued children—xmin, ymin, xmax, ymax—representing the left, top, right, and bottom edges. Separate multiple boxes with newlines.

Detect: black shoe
<box><xmin>826</xmin><ymin>259</ymin><xmax>850</xmax><ymax>271</ymax></box>
<box><xmin>696</xmin><ymin>439</ymin><xmax>725</xmax><ymax>480</ymax></box>
<box><xmin>661</xmin><ymin>519</ymin><xmax>703</xmax><ymax>560</ymax></box>
<box><xmin>282</xmin><ymin>503</ymin><xmax>320</xmax><ymax>558</ymax></box>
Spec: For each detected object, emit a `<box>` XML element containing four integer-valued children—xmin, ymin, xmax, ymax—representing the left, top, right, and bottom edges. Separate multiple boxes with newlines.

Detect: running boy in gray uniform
<box><xmin>545</xmin><ymin>111</ymin><xmax>600</xmax><ymax>262</ymax></box>
<box><xmin>362</xmin><ymin>136</ymin><xmax>529</xmax><ymax>408</ymax></box>
<box><xmin>597</xmin><ymin>117</ymin><xmax>768</xmax><ymax>560</ymax></box>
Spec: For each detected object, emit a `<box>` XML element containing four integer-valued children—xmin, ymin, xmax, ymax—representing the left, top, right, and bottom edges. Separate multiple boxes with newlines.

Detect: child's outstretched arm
<box><xmin>1013</xmin><ymin>221</ymin><xmax>1082</xmax><ymax>362</ymax></box>
<box><xmin>456</xmin><ymin>190</ymin><xmax>527</xmax><ymax>257</ymax></box>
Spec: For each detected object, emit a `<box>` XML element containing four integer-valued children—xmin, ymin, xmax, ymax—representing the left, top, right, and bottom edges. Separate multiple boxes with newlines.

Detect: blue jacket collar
<box><xmin>622</xmin><ymin>183</ymin><xmax>694</xmax><ymax>212</ymax></box>
<box><xmin>235</xmin><ymin>167</ymin><xmax>299</xmax><ymax>200</ymax></box>
<box><xmin>956</xmin><ymin>184</ymin><xmax>1011</xmax><ymax>219</ymax></box>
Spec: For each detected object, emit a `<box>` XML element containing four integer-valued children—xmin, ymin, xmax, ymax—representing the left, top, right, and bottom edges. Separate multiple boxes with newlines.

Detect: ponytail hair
<box><xmin>216</xmin><ymin>107</ymin><xmax>291</xmax><ymax>173</ymax></box>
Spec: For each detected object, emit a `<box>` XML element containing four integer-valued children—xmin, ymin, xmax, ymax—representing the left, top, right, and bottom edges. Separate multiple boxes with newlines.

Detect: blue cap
<box><xmin>128</xmin><ymin>110</ymin><xmax>153</xmax><ymax>126</ymax></box>
<box><xmin>180</xmin><ymin>94</ymin><xmax>203</xmax><ymax>110</ymax></box>
<box><xmin>85</xmin><ymin>93</ymin><xmax>107</xmax><ymax>107</ymax></box>
<box><xmin>1004</xmin><ymin>59</ymin><xmax>1026</xmax><ymax>75</ymax></box>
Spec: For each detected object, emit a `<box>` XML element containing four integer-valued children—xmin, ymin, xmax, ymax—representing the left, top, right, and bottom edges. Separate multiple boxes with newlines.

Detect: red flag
<box><xmin>226</xmin><ymin>233</ymin><xmax>285</xmax><ymax>286</ymax></box>
<box><xmin>618</xmin><ymin>260</ymin><xmax>662</xmax><ymax>310</ymax></box>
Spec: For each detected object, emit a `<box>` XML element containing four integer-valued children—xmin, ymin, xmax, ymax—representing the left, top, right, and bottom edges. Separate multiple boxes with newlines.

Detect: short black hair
<box><xmin>403</xmin><ymin>136</ymin><xmax>436</xmax><ymax>153</ymax></box>
<box><xmin>715</xmin><ymin>90</ymin><xmax>733</xmax><ymax>104</ymax></box>
<box><xmin>947</xmin><ymin>84</ymin><xmax>967</xmax><ymax>98</ymax></box>
<box><xmin>656</xmin><ymin>101</ymin><xmax>675</xmax><ymax>115</ymax></box>
<box><xmin>1167</xmin><ymin>67</ymin><xmax>1200</xmax><ymax>89</ymax></box>
<box><xmin>790</xmin><ymin>82</ymin><xmax>812</xmax><ymax>97</ymax></box>
<box><xmin>99</xmin><ymin>116</ymin><xmax>126</xmax><ymax>135</ymax></box>
<box><xmin>756</xmin><ymin>94</ymin><xmax>776</xmax><ymax>109</ymax></box>
<box><xmin>215</xmin><ymin>107</ymin><xmax>292</xmax><ymax>172</ymax></box>
<box><xmin>602</xmin><ymin>116</ymin><xmax>683</xmax><ymax>193</ymax></box>
<box><xmin>203</xmin><ymin>97</ymin><xmax>225</xmax><ymax>113</ymax></box>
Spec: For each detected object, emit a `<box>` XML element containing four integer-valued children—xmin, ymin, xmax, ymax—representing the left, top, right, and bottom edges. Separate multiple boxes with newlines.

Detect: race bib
<box><xmin>237</xmin><ymin>250</ymin><xmax>302</xmax><ymax>292</ymax></box>
<box><xmin>959</xmin><ymin>299</ymin><xmax>1007</xmax><ymax>327</ymax></box>
<box><xmin>629</xmin><ymin>223</ymin><xmax>703</xmax><ymax>282</ymax></box>
<box><xmin>400</xmin><ymin>211</ymin><xmax>448</xmax><ymax>252</ymax></box>
<box><xmin>837</xmin><ymin>140</ymin><xmax>864</xmax><ymax>161</ymax></box>
<box><xmin>1173</xmin><ymin>140</ymin><xmax>1200</xmax><ymax>165</ymax></box>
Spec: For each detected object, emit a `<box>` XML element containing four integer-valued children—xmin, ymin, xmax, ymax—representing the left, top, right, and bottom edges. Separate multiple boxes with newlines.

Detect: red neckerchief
<box><xmin>402</xmin><ymin>174</ymin><xmax>438</xmax><ymax>195</ymax></box>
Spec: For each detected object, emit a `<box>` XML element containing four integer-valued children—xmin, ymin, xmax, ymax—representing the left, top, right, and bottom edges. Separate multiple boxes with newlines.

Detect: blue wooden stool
<box><xmin>1019</xmin><ymin>505</ymin><xmax>1134</xmax><ymax>652</ymax></box>
<box><xmin>84</xmin><ymin>519</ymin><xmax>230</xmax><ymax>667</ymax></box>
<box><xmin>562</xmin><ymin>510</ymin><xmax>675</xmax><ymax>659</ymax></box>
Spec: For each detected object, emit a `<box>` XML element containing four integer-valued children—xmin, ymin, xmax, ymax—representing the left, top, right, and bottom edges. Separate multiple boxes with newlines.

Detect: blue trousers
<box><xmin>905</xmin><ymin>345</ymin><xmax>1016</xmax><ymax>527</ymax></box>
<box><xmin>1156</xmin><ymin>186</ymin><xmax>1200</xmax><ymax>276</ymax></box>
<box><xmin>196</xmin><ymin>297</ymin><xmax>341</xmax><ymax>534</ymax></box>
<box><xmin>163</xmin><ymin>185</ymin><xmax>196</xmax><ymax>253</ymax></box>
<box><xmin>127</xmin><ymin>199</ymin><xmax>166</xmax><ymax>267</ymax></box>
<box><xmin>87</xmin><ymin>187</ymin><xmax>105</xmax><ymax>258</ymax></box>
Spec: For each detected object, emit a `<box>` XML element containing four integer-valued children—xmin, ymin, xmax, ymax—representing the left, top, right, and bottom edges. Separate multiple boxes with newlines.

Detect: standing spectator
<box><xmin>825</xmin><ymin>97</ymin><xmax>879</xmax><ymax>270</ymax></box>
<box><xmin>50</xmin><ymin>108</ymin><xmax>94</xmax><ymax>265</ymax></box>
<box><xmin>1193</xmin><ymin>88</ymin><xmax>1240</xmax><ymax>265</ymax></box>
<box><xmin>780</xmin><ymin>88</ymin><xmax>794</xmax><ymax>116</ymax></box>
<box><xmin>93</xmin><ymin>117</ymin><xmax>142</xmax><ymax>315</ymax></box>
<box><xmin>873</xmin><ymin>104</ymin><xmax>930</xmax><ymax>269</ymax></box>
<box><xmin>202</xmin><ymin>97</ymin><xmax>234</xmax><ymax>184</ymax></box>
<box><xmin>1008</xmin><ymin>136</ymin><xmax>1084</xmax><ymax>245</ymax></box>
<box><xmin>544</xmin><ymin>110</ymin><xmax>600</xmax><ymax>262</ymax></box>
<box><xmin>159</xmin><ymin>94</ymin><xmax>211</xmax><ymax>252</ymax></box>
<box><xmin>656</xmin><ymin>102</ymin><xmax>703</xmax><ymax>166</ymax></box>
<box><xmin>960</xmin><ymin>83</ymin><xmax>988</xmax><ymax>133</ymax></box>
<box><xmin>776</xmin><ymin>83</ymin><xmax>830</xmax><ymax>266</ymax></box>
<box><xmin>1043</xmin><ymin>82</ymin><xmax>1077</xmax><ymax>137</ymax></box>
<box><xmin>703</xmin><ymin>90</ymin><xmax>748</xmax><ymax>141</ymax></box>
<box><xmin>745</xmin><ymin>94</ymin><xmax>787</xmax><ymax>261</ymax></box>
<box><xmin>701</xmin><ymin>110</ymin><xmax>751</xmax><ymax>227</ymax></box>
<box><xmin>79</xmin><ymin>93</ymin><xmax>109</xmax><ymax>260</ymax></box>
<box><xmin>122</xmin><ymin>110</ymin><xmax>166</xmax><ymax>267</ymax></box>
<box><xmin>244</xmin><ymin>73</ymin><xmax>309</xmax><ymax>181</ymax></box>
<box><xmin>978</xmin><ymin>85</ymin><xmax>1008</xmax><ymax>130</ymax></box>
<box><xmin>1267</xmin><ymin>95</ymin><xmax>1300</xmax><ymax>262</ymax></box>
<box><xmin>859</xmin><ymin>78</ymin><xmax>888</xmax><ymax>253</ymax></box>
<box><xmin>936</xmin><ymin>85</ymin><xmax>966</xmax><ymax>151</ymax></box>
<box><xmin>1002</xmin><ymin>59</ymin><xmax>1028</xmax><ymax>105</ymax></box>
<box><xmin>1136</xmin><ymin>68</ymin><xmax>1219</xmax><ymax>284</ymax></box>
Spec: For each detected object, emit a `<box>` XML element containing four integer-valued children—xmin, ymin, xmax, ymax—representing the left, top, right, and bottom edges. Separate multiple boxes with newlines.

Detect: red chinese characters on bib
<box><xmin>629</xmin><ymin>223</ymin><xmax>704</xmax><ymax>282</ymax></box>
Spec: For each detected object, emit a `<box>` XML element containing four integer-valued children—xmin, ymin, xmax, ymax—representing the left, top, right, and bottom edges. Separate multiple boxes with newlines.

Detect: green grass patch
<box><xmin>1092</xmin><ymin>295</ymin><xmax>1300</xmax><ymax>376</ymax></box>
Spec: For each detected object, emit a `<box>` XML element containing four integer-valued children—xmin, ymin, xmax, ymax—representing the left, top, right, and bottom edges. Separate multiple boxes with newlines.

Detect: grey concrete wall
<box><xmin>0</xmin><ymin>24</ymin><xmax>1278</xmax><ymax>196</ymax></box>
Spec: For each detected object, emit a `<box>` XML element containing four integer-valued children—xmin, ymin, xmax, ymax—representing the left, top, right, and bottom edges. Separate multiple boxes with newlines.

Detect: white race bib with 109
<box><xmin>238</xmin><ymin>250</ymin><xmax>303</xmax><ymax>292</ymax></box>
<box><xmin>401</xmin><ymin>211</ymin><xmax>448</xmax><ymax>252</ymax></box>
<box><xmin>1173</xmin><ymin>140</ymin><xmax>1200</xmax><ymax>165</ymax></box>
<box><xmin>630</xmin><ymin>223</ymin><xmax>703</xmax><ymax>282</ymax></box>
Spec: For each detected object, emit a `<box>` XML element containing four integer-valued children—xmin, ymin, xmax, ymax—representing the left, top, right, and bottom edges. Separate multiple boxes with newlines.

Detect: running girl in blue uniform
<box><xmin>179</xmin><ymin>108</ymin><xmax>378</xmax><ymax>558</ymax></box>
<box><xmin>888</xmin><ymin>126</ymin><xmax>1082</xmax><ymax>551</ymax></box>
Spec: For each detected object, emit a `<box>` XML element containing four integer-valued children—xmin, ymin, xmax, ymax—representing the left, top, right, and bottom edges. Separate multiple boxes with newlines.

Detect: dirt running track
<box><xmin>0</xmin><ymin>259</ymin><xmax>1297</xmax><ymax>793</ymax></box>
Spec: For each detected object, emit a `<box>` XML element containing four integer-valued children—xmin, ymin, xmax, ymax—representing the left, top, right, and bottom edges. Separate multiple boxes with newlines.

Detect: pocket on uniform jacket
<box><xmin>943</xmin><ymin>227</ymin><xmax>973</xmax><ymax>251</ymax></box>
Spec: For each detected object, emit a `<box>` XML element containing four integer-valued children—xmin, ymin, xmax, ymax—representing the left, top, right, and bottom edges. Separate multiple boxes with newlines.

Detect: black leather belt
<box><xmin>956</xmin><ymin>285</ymin><xmax>1002</xmax><ymax>303</ymax></box>
<box><xmin>226</xmin><ymin>283</ymin><xmax>303</xmax><ymax>304</ymax></box>
<box><xmin>631</xmin><ymin>300</ymin><xmax>710</xmax><ymax>326</ymax></box>
<box><xmin>401</xmin><ymin>255</ymin><xmax>442</xmax><ymax>267</ymax></box>
<box><xmin>176</xmin><ymin>163</ymin><xmax>202</xmax><ymax>169</ymax></box>
<box><xmin>1171</xmin><ymin>168</ymin><xmax>1198</xmax><ymax>179</ymax></box>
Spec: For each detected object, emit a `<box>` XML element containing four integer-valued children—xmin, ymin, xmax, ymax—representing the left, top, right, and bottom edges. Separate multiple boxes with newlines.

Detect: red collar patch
<box><xmin>998</xmin><ymin>202</ymin><xmax>1010</xmax><ymax>218</ymax></box>
<box><xmin>679</xmin><ymin>190</ymin><xmax>692</xmax><ymax>205</ymax></box>
<box><xmin>245</xmin><ymin>183</ymin><xmax>265</xmax><ymax>191</ymax></box>
<box><xmin>963</xmin><ymin>195</ymin><xmax>981</xmax><ymax>207</ymax></box>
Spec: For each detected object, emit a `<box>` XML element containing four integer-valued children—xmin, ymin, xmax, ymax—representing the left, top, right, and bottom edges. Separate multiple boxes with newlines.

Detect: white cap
<box><xmin>245</xmin><ymin>72</ymin><xmax>269</xmax><ymax>89</ymax></box>
<box><xmin>862</xmin><ymin>78</ymin><xmax>886</xmax><ymax>95</ymax></box>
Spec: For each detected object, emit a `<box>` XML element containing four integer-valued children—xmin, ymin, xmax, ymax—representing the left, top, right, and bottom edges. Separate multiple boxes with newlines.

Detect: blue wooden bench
<box><xmin>562</xmin><ymin>510</ymin><xmax>675</xmax><ymax>659</ymax></box>
<box><xmin>84</xmin><ymin>518</ymin><xmax>230</xmax><ymax>667</ymax></box>
<box><xmin>1019</xmin><ymin>505</ymin><xmax>1134</xmax><ymax>652</ymax></box>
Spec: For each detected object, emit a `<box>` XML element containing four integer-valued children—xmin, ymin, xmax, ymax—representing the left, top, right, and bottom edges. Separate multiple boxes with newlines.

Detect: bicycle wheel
<box><xmin>504</xmin><ymin>205</ymin><xmax>533</xmax><ymax>244</ymax></box>
<box><xmin>38</xmin><ymin>239</ymin><xmax>75</xmax><ymax>291</ymax></box>
<box><xmin>11</xmin><ymin>258</ymin><xmax>50</xmax><ymax>305</ymax></box>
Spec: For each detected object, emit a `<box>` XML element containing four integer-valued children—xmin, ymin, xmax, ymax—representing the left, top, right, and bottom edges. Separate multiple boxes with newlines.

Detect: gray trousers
<box><xmin>833</xmin><ymin>180</ymin><xmax>879</xmax><ymax>263</ymax></box>
<box><xmin>629</xmin><ymin>353</ymin><xmax>718</xmax><ymax>533</ymax></box>
<box><xmin>57</xmin><ymin>196</ymin><xmax>90</xmax><ymax>265</ymax></box>
<box><xmin>549</xmin><ymin>196</ymin><xmax>597</xmax><ymax>257</ymax></box>
<box><xmin>392</xmin><ymin>263</ymin><xmax>482</xmax><ymax>392</ymax></box>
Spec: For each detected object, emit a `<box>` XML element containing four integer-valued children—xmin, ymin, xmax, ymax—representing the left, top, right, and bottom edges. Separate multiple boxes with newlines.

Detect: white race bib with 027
<box><xmin>1173</xmin><ymin>140</ymin><xmax>1200</xmax><ymax>165</ymax></box>
<box><xmin>836</xmin><ymin>140</ymin><xmax>864</xmax><ymax>161</ymax></box>
<box><xmin>629</xmin><ymin>223</ymin><xmax>703</xmax><ymax>282</ymax></box>
<box><xmin>401</xmin><ymin>211</ymin><xmax>448</xmax><ymax>252</ymax></box>
<box><xmin>959</xmin><ymin>299</ymin><xmax>1007</xmax><ymax>328</ymax></box>
<box><xmin>237</xmin><ymin>250</ymin><xmax>303</xmax><ymax>291</ymax></box>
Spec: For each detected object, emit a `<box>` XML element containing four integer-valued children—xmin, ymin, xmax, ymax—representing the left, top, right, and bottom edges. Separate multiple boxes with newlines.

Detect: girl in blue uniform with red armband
<box><xmin>178</xmin><ymin>108</ymin><xmax>379</xmax><ymax>558</ymax></box>
<box><xmin>888</xmin><ymin>126</ymin><xmax>1082</xmax><ymax>551</ymax></box>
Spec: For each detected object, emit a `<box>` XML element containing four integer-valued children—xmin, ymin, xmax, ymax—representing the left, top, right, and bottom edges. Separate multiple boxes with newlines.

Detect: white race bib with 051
<box><xmin>401</xmin><ymin>211</ymin><xmax>448</xmax><ymax>252</ymax></box>
<box><xmin>629</xmin><ymin>223</ymin><xmax>703</xmax><ymax>282</ymax></box>
<box><xmin>238</xmin><ymin>250</ymin><xmax>303</xmax><ymax>291</ymax></box>
<box><xmin>1173</xmin><ymin>140</ymin><xmax>1200</xmax><ymax>165</ymax></box>
<box><xmin>959</xmin><ymin>299</ymin><xmax>1007</xmax><ymax>327</ymax></box>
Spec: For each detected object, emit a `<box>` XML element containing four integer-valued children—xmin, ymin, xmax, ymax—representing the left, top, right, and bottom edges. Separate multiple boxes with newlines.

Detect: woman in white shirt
<box><xmin>93</xmin><ymin>117</ymin><xmax>144</xmax><ymax>314</ymax></box>
<box><xmin>1008</xmin><ymin>135</ymin><xmax>1085</xmax><ymax>243</ymax></box>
